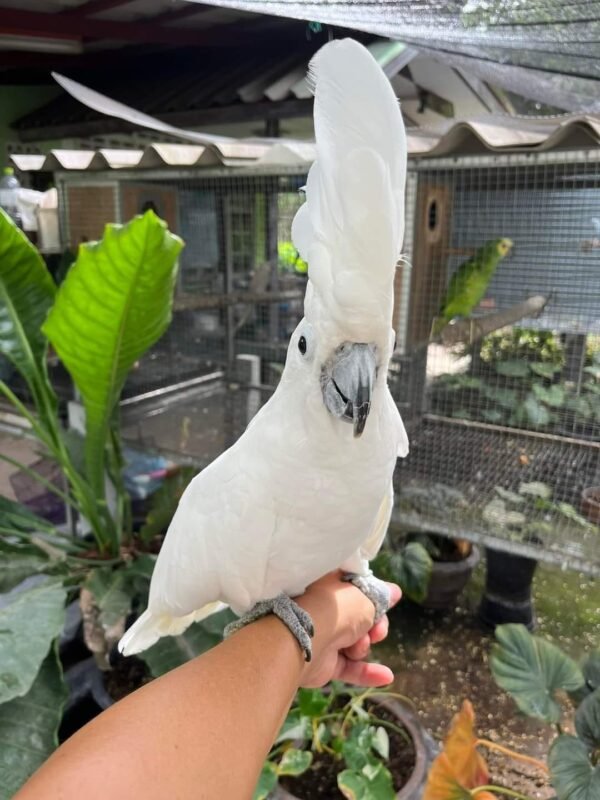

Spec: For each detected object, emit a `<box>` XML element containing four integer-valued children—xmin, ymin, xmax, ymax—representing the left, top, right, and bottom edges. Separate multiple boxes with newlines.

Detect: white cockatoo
<box><xmin>119</xmin><ymin>38</ymin><xmax>408</xmax><ymax>661</ymax></box>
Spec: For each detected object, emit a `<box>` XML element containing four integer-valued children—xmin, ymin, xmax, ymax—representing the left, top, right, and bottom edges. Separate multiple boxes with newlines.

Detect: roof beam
<box><xmin>17</xmin><ymin>98</ymin><xmax>314</xmax><ymax>142</ymax></box>
<box><xmin>0</xmin><ymin>8</ymin><xmax>262</xmax><ymax>47</ymax></box>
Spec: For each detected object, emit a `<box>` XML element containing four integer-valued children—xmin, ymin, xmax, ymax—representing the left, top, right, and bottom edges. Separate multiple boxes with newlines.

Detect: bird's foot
<box><xmin>224</xmin><ymin>593</ymin><xmax>314</xmax><ymax>662</ymax></box>
<box><xmin>342</xmin><ymin>573</ymin><xmax>390</xmax><ymax>622</ymax></box>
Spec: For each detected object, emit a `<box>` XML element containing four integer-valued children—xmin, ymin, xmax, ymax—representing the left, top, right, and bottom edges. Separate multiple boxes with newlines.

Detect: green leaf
<box><xmin>482</xmin><ymin>498</ymin><xmax>526</xmax><ymax>527</ymax></box>
<box><xmin>530</xmin><ymin>362</ymin><xmax>562</xmax><ymax>378</ymax></box>
<box><xmin>523</xmin><ymin>394</ymin><xmax>552</xmax><ymax>426</ymax></box>
<box><xmin>575</xmin><ymin>689</ymin><xmax>600</xmax><ymax>751</ymax></box>
<box><xmin>0</xmin><ymin>644</ymin><xmax>67</xmax><ymax>799</ymax></box>
<box><xmin>482</xmin><ymin>408</ymin><xmax>504</xmax><ymax>423</ymax></box>
<box><xmin>395</xmin><ymin>542</ymin><xmax>432</xmax><ymax>603</ymax></box>
<box><xmin>494</xmin><ymin>486</ymin><xmax>525</xmax><ymax>505</ymax></box>
<box><xmin>532</xmin><ymin>383</ymin><xmax>566</xmax><ymax>407</ymax></box>
<box><xmin>277</xmin><ymin>748</ymin><xmax>312</xmax><ymax>777</ymax></box>
<box><xmin>0</xmin><ymin>492</ymin><xmax>56</xmax><ymax>535</ymax></box>
<box><xmin>372</xmin><ymin>727</ymin><xmax>390</xmax><ymax>761</ymax></box>
<box><xmin>275</xmin><ymin>708</ymin><xmax>312</xmax><ymax>745</ymax></box>
<box><xmin>139</xmin><ymin>608</ymin><xmax>234</xmax><ymax>677</ymax></box>
<box><xmin>42</xmin><ymin>211</ymin><xmax>183</xmax><ymax>499</ymax></box>
<box><xmin>490</xmin><ymin>624</ymin><xmax>585</xmax><ymax>723</ymax></box>
<box><xmin>495</xmin><ymin>360</ymin><xmax>530</xmax><ymax>378</ymax></box>
<box><xmin>297</xmin><ymin>687</ymin><xmax>331</xmax><ymax>718</ymax></box>
<box><xmin>139</xmin><ymin>467</ymin><xmax>195</xmax><ymax>544</ymax></box>
<box><xmin>566</xmin><ymin>396</ymin><xmax>593</xmax><ymax>419</ymax></box>
<box><xmin>0</xmin><ymin>539</ymin><xmax>49</xmax><ymax>593</ymax></box>
<box><xmin>556</xmin><ymin>503</ymin><xmax>592</xmax><ymax>529</ymax></box>
<box><xmin>85</xmin><ymin>567</ymin><xmax>133</xmax><ymax>628</ymax></box>
<box><xmin>583</xmin><ymin>366</ymin><xmax>600</xmax><ymax>380</ymax></box>
<box><xmin>253</xmin><ymin>762</ymin><xmax>278</xmax><ymax>800</ymax></box>
<box><xmin>549</xmin><ymin>735</ymin><xmax>600</xmax><ymax>800</ymax></box>
<box><xmin>519</xmin><ymin>481</ymin><xmax>552</xmax><ymax>500</ymax></box>
<box><xmin>483</xmin><ymin>386</ymin><xmax>518</xmax><ymax>408</ymax></box>
<box><xmin>338</xmin><ymin>763</ymin><xmax>396</xmax><ymax>800</ymax></box>
<box><xmin>582</xmin><ymin>652</ymin><xmax>600</xmax><ymax>694</ymax></box>
<box><xmin>0</xmin><ymin>209</ymin><xmax>56</xmax><ymax>394</ymax></box>
<box><xmin>0</xmin><ymin>579</ymin><xmax>66</xmax><ymax>705</ymax></box>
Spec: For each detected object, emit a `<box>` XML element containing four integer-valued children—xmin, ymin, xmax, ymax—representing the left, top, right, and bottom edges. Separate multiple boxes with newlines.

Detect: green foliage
<box><xmin>43</xmin><ymin>212</ymin><xmax>183</xmax><ymax>533</ymax></box>
<box><xmin>255</xmin><ymin>685</ymin><xmax>407</xmax><ymax>800</ymax></box>
<box><xmin>0</xmin><ymin>209</ymin><xmax>56</xmax><ymax>407</ymax></box>
<box><xmin>490</xmin><ymin>624</ymin><xmax>584</xmax><ymax>723</ymax></box>
<box><xmin>433</xmin><ymin>325</ymin><xmax>600</xmax><ymax>439</ymax></box>
<box><xmin>140</xmin><ymin>608</ymin><xmax>235</xmax><ymax>677</ymax></box>
<box><xmin>549</xmin><ymin>736</ymin><xmax>600</xmax><ymax>800</ymax></box>
<box><xmin>0</xmin><ymin>645</ymin><xmax>67</xmax><ymax>800</ymax></box>
<box><xmin>372</xmin><ymin>541</ymin><xmax>432</xmax><ymax>604</ymax></box>
<box><xmin>575</xmin><ymin>689</ymin><xmax>600</xmax><ymax>751</ymax></box>
<box><xmin>278</xmin><ymin>240</ymin><xmax>308</xmax><ymax>274</ymax></box>
<box><xmin>139</xmin><ymin>467</ymin><xmax>195</xmax><ymax>544</ymax></box>
<box><xmin>0</xmin><ymin>580</ymin><xmax>66</xmax><ymax>705</ymax></box>
<box><xmin>490</xmin><ymin>626</ymin><xmax>600</xmax><ymax>800</ymax></box>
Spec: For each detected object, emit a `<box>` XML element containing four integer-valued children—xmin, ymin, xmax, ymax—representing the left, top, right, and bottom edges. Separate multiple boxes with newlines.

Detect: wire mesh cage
<box><xmin>394</xmin><ymin>151</ymin><xmax>600</xmax><ymax>574</ymax></box>
<box><xmin>48</xmin><ymin>151</ymin><xmax>600</xmax><ymax>574</ymax></box>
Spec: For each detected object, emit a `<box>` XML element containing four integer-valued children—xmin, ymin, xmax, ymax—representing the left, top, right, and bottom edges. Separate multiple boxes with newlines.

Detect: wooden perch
<box><xmin>438</xmin><ymin>294</ymin><xmax>550</xmax><ymax>347</ymax></box>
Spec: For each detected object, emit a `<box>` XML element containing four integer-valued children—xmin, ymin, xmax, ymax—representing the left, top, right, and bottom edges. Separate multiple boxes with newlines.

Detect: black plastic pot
<box><xmin>478</xmin><ymin>547</ymin><xmax>538</xmax><ymax>631</ymax></box>
<box><xmin>421</xmin><ymin>546</ymin><xmax>480</xmax><ymax>610</ymax></box>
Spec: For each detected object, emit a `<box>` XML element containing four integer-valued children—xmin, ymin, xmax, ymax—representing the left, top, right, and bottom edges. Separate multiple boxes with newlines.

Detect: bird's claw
<box><xmin>224</xmin><ymin>593</ymin><xmax>314</xmax><ymax>661</ymax></box>
<box><xmin>343</xmin><ymin>573</ymin><xmax>390</xmax><ymax>622</ymax></box>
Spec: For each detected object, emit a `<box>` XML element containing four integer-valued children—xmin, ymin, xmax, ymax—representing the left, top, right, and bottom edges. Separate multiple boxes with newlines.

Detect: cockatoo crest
<box><xmin>292</xmin><ymin>39</ymin><xmax>407</xmax><ymax>348</ymax></box>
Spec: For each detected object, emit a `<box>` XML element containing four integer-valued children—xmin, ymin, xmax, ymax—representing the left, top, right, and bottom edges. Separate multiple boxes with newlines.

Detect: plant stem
<box><xmin>476</xmin><ymin>739</ymin><xmax>548</xmax><ymax>773</ymax></box>
<box><xmin>471</xmin><ymin>785</ymin><xmax>536</xmax><ymax>800</ymax></box>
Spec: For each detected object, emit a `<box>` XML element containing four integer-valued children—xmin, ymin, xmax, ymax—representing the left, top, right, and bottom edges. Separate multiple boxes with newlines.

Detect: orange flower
<box><xmin>424</xmin><ymin>701</ymin><xmax>495</xmax><ymax>800</ymax></box>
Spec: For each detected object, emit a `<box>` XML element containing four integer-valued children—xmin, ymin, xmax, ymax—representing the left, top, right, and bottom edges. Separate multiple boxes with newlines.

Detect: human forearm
<box><xmin>16</xmin><ymin>573</ymin><xmax>399</xmax><ymax>800</ymax></box>
<box><xmin>16</xmin><ymin>616</ymin><xmax>304</xmax><ymax>800</ymax></box>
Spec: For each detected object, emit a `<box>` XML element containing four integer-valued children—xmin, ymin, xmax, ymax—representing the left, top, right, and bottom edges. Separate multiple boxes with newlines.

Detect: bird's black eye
<box><xmin>298</xmin><ymin>335</ymin><xmax>307</xmax><ymax>355</ymax></box>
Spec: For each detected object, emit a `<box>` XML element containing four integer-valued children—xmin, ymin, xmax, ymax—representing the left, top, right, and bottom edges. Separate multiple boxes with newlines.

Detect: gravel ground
<box><xmin>373</xmin><ymin>561</ymin><xmax>598</xmax><ymax>798</ymax></box>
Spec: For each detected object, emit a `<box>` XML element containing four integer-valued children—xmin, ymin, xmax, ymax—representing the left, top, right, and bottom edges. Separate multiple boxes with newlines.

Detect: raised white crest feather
<box><xmin>292</xmin><ymin>38</ymin><xmax>407</xmax><ymax>344</ymax></box>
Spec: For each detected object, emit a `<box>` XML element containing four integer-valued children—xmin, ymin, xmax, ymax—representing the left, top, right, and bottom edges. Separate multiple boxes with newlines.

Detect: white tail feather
<box><xmin>118</xmin><ymin>601</ymin><xmax>228</xmax><ymax>657</ymax></box>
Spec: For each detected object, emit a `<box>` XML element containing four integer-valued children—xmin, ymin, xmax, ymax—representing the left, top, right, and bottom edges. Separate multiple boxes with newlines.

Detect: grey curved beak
<box><xmin>322</xmin><ymin>343</ymin><xmax>378</xmax><ymax>437</ymax></box>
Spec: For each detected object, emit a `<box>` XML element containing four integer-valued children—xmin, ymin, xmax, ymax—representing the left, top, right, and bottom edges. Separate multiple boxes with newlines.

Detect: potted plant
<box><xmin>479</xmin><ymin>482</ymin><xmax>594</xmax><ymax>629</ymax></box>
<box><xmin>489</xmin><ymin>623</ymin><xmax>600</xmax><ymax>799</ymax></box>
<box><xmin>0</xmin><ymin>210</ymin><xmax>232</xmax><ymax>793</ymax></box>
<box><xmin>424</xmin><ymin>625</ymin><xmax>599</xmax><ymax>800</ymax></box>
<box><xmin>254</xmin><ymin>683</ymin><xmax>434</xmax><ymax>800</ymax></box>
<box><xmin>376</xmin><ymin>483</ymin><xmax>479</xmax><ymax>610</ymax></box>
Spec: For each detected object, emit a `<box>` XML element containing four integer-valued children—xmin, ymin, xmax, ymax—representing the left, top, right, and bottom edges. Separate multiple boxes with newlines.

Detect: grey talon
<box><xmin>343</xmin><ymin>573</ymin><xmax>390</xmax><ymax>622</ymax></box>
<box><xmin>224</xmin><ymin>593</ymin><xmax>314</xmax><ymax>662</ymax></box>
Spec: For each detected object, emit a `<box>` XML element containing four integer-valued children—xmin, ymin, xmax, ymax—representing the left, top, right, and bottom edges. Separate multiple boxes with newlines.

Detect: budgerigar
<box><xmin>119</xmin><ymin>39</ymin><xmax>409</xmax><ymax>662</ymax></box>
<box><xmin>430</xmin><ymin>238</ymin><xmax>513</xmax><ymax>339</ymax></box>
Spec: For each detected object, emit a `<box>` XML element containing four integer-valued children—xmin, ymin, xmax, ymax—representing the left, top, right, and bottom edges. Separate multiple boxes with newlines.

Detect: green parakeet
<box><xmin>431</xmin><ymin>238</ymin><xmax>513</xmax><ymax>339</ymax></box>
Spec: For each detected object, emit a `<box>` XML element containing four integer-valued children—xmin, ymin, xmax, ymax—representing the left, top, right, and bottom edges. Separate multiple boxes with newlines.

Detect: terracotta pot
<box><xmin>582</xmin><ymin>487</ymin><xmax>600</xmax><ymax>525</ymax></box>
<box><xmin>421</xmin><ymin>545</ymin><xmax>480</xmax><ymax>610</ymax></box>
<box><xmin>274</xmin><ymin>698</ymin><xmax>434</xmax><ymax>800</ymax></box>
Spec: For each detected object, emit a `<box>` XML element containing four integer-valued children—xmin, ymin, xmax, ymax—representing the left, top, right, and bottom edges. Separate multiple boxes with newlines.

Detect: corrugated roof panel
<box><xmin>9</xmin><ymin>154</ymin><xmax>46</xmax><ymax>171</ymax></box>
<box><xmin>138</xmin><ymin>143</ymin><xmax>206</xmax><ymax>167</ymax></box>
<box><xmin>42</xmin><ymin>150</ymin><xmax>96</xmax><ymax>170</ymax></box>
<box><xmin>89</xmin><ymin>149</ymin><xmax>144</xmax><ymax>169</ymax></box>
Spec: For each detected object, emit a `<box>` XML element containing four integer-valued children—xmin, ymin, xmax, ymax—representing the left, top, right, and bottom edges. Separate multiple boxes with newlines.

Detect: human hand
<box><xmin>295</xmin><ymin>571</ymin><xmax>401</xmax><ymax>689</ymax></box>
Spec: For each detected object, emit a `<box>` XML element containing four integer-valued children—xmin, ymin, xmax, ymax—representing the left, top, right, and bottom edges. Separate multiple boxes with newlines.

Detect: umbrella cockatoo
<box><xmin>119</xmin><ymin>38</ymin><xmax>408</xmax><ymax>662</ymax></box>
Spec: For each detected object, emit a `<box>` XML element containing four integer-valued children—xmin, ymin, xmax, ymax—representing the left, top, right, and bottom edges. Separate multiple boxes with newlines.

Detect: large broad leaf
<box><xmin>0</xmin><ymin>540</ymin><xmax>49</xmax><ymax>593</ymax></box>
<box><xmin>523</xmin><ymin>394</ymin><xmax>552</xmax><ymax>426</ymax></box>
<box><xmin>549</xmin><ymin>735</ymin><xmax>600</xmax><ymax>800</ymax></box>
<box><xmin>277</xmin><ymin>748</ymin><xmax>312</xmax><ymax>777</ymax></box>
<box><xmin>582</xmin><ymin>652</ymin><xmax>600</xmax><ymax>695</ymax></box>
<box><xmin>490</xmin><ymin>624</ymin><xmax>584</xmax><ymax>723</ymax></box>
<box><xmin>0</xmin><ymin>644</ymin><xmax>67</xmax><ymax>799</ymax></box>
<box><xmin>575</xmin><ymin>689</ymin><xmax>600</xmax><ymax>751</ymax></box>
<box><xmin>0</xmin><ymin>579</ymin><xmax>66</xmax><ymax>704</ymax></box>
<box><xmin>140</xmin><ymin>608</ymin><xmax>235</xmax><ymax>677</ymax></box>
<box><xmin>532</xmin><ymin>383</ymin><xmax>566</xmax><ymax>408</ymax></box>
<box><xmin>0</xmin><ymin>209</ymin><xmax>55</xmax><ymax>391</ymax></box>
<box><xmin>42</xmin><ymin>211</ymin><xmax>183</xmax><ymax>496</ymax></box>
<box><xmin>495</xmin><ymin>360</ymin><xmax>530</xmax><ymax>378</ymax></box>
<box><xmin>394</xmin><ymin>541</ymin><xmax>432</xmax><ymax>604</ymax></box>
<box><xmin>85</xmin><ymin>566</ymin><xmax>133</xmax><ymax>629</ymax></box>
